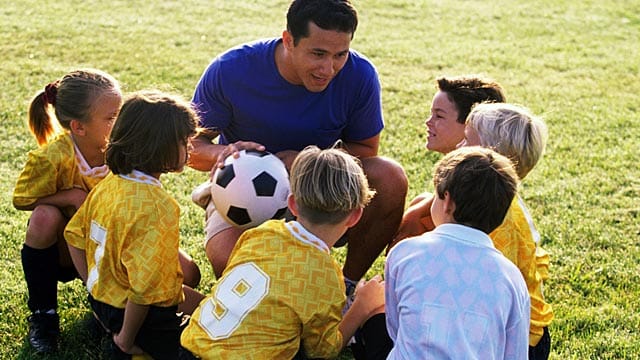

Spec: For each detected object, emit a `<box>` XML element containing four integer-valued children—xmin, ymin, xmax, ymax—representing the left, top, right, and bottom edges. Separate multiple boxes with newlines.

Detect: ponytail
<box><xmin>26</xmin><ymin>69</ymin><xmax>120</xmax><ymax>147</ymax></box>
<box><xmin>28</xmin><ymin>81</ymin><xmax>60</xmax><ymax>146</ymax></box>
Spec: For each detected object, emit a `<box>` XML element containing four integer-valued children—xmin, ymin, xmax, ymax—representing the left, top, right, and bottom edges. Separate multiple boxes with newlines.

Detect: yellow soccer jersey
<box><xmin>181</xmin><ymin>220</ymin><xmax>345</xmax><ymax>360</ymax></box>
<box><xmin>489</xmin><ymin>196</ymin><xmax>554</xmax><ymax>346</ymax></box>
<box><xmin>65</xmin><ymin>171</ymin><xmax>184</xmax><ymax>309</ymax></box>
<box><xmin>13</xmin><ymin>133</ymin><xmax>109</xmax><ymax>216</ymax></box>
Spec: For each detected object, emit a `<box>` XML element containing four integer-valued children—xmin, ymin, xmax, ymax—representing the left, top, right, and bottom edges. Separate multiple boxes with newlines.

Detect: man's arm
<box><xmin>187</xmin><ymin>133</ymin><xmax>223</xmax><ymax>172</ymax></box>
<box><xmin>188</xmin><ymin>133</ymin><xmax>267</xmax><ymax>173</ymax></box>
<box><xmin>343</xmin><ymin>134</ymin><xmax>380</xmax><ymax>159</ymax></box>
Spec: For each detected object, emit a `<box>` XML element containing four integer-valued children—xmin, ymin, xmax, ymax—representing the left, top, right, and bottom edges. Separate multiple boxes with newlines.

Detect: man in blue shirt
<box><xmin>188</xmin><ymin>0</ymin><xmax>407</xmax><ymax>294</ymax></box>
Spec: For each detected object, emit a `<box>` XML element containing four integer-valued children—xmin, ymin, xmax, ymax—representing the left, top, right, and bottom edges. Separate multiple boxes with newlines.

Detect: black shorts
<box><xmin>88</xmin><ymin>295</ymin><xmax>184</xmax><ymax>360</ymax></box>
<box><xmin>529</xmin><ymin>326</ymin><xmax>551</xmax><ymax>360</ymax></box>
<box><xmin>351</xmin><ymin>313</ymin><xmax>393</xmax><ymax>360</ymax></box>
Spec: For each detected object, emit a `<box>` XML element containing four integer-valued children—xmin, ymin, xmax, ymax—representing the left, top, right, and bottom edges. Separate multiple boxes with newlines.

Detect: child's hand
<box><xmin>353</xmin><ymin>275</ymin><xmax>385</xmax><ymax>318</ymax></box>
<box><xmin>62</xmin><ymin>188</ymin><xmax>88</xmax><ymax>210</ymax></box>
<box><xmin>113</xmin><ymin>332</ymin><xmax>144</xmax><ymax>355</ymax></box>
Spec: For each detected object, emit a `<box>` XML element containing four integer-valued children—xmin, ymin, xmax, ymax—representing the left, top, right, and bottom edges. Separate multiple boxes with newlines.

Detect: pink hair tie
<box><xmin>42</xmin><ymin>80</ymin><xmax>60</xmax><ymax>106</ymax></box>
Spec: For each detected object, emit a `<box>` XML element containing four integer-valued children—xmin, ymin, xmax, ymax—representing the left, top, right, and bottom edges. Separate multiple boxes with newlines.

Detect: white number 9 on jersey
<box><xmin>198</xmin><ymin>262</ymin><xmax>270</xmax><ymax>339</ymax></box>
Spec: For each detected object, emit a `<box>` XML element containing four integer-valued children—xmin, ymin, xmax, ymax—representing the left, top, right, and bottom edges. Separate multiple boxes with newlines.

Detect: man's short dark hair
<box><xmin>287</xmin><ymin>0</ymin><xmax>358</xmax><ymax>45</ymax></box>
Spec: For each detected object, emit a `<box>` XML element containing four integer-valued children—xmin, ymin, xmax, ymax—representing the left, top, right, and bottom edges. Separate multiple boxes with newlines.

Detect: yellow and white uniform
<box><xmin>13</xmin><ymin>133</ymin><xmax>109</xmax><ymax>217</ymax></box>
<box><xmin>181</xmin><ymin>220</ymin><xmax>345</xmax><ymax>360</ymax></box>
<box><xmin>65</xmin><ymin>171</ymin><xmax>184</xmax><ymax>308</ymax></box>
<box><xmin>489</xmin><ymin>196</ymin><xmax>554</xmax><ymax>346</ymax></box>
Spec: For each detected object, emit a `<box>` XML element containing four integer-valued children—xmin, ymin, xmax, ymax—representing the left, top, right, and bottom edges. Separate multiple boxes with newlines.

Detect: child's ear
<box><xmin>443</xmin><ymin>191</ymin><xmax>456</xmax><ymax>215</ymax></box>
<box><xmin>287</xmin><ymin>194</ymin><xmax>298</xmax><ymax>217</ymax></box>
<box><xmin>69</xmin><ymin>119</ymin><xmax>86</xmax><ymax>136</ymax></box>
<box><xmin>345</xmin><ymin>207</ymin><xmax>364</xmax><ymax>228</ymax></box>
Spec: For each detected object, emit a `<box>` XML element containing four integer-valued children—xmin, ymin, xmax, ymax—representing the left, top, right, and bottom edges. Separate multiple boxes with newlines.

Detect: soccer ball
<box><xmin>211</xmin><ymin>149</ymin><xmax>290</xmax><ymax>229</ymax></box>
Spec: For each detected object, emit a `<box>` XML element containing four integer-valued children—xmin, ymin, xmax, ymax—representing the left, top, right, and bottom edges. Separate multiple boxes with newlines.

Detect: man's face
<box><xmin>285</xmin><ymin>22</ymin><xmax>352</xmax><ymax>92</ymax></box>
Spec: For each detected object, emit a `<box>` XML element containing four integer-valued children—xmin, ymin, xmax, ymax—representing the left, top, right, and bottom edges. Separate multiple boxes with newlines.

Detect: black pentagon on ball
<box><xmin>272</xmin><ymin>207</ymin><xmax>288</xmax><ymax>220</ymax></box>
<box><xmin>245</xmin><ymin>149</ymin><xmax>271</xmax><ymax>157</ymax></box>
<box><xmin>215</xmin><ymin>164</ymin><xmax>235</xmax><ymax>188</ymax></box>
<box><xmin>227</xmin><ymin>205</ymin><xmax>251</xmax><ymax>226</ymax></box>
<box><xmin>252</xmin><ymin>171</ymin><xmax>277</xmax><ymax>197</ymax></box>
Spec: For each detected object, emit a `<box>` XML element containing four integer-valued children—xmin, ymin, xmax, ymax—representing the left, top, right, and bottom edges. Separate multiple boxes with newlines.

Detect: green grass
<box><xmin>1</xmin><ymin>0</ymin><xmax>639</xmax><ymax>358</ymax></box>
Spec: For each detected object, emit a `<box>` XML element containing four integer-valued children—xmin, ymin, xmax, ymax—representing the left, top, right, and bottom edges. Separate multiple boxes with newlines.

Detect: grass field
<box><xmin>1</xmin><ymin>0</ymin><xmax>639</xmax><ymax>359</ymax></box>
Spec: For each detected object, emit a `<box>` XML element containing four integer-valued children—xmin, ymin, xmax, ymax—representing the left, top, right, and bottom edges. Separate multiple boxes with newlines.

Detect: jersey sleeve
<box><xmin>64</xmin><ymin>201</ymin><xmax>88</xmax><ymax>250</ymax></box>
<box><xmin>13</xmin><ymin>151</ymin><xmax>59</xmax><ymax>208</ymax></box>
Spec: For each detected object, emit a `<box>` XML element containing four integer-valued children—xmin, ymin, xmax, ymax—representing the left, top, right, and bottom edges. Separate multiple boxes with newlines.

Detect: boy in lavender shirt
<box><xmin>386</xmin><ymin>146</ymin><xmax>529</xmax><ymax>359</ymax></box>
<box><xmin>354</xmin><ymin>146</ymin><xmax>530</xmax><ymax>360</ymax></box>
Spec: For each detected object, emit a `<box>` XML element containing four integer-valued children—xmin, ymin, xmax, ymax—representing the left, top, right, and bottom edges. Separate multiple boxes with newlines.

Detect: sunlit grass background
<box><xmin>1</xmin><ymin>0</ymin><xmax>638</xmax><ymax>358</ymax></box>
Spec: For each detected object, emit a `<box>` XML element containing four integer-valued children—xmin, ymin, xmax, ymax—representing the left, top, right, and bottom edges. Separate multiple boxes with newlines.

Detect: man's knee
<box><xmin>179</xmin><ymin>252</ymin><xmax>201</xmax><ymax>289</ymax></box>
<box><xmin>205</xmin><ymin>227</ymin><xmax>243</xmax><ymax>278</ymax></box>
<box><xmin>361</xmin><ymin>157</ymin><xmax>408</xmax><ymax>203</ymax></box>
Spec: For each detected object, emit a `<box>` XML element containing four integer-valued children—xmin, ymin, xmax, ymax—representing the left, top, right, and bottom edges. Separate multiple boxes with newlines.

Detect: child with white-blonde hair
<box><xmin>461</xmin><ymin>102</ymin><xmax>553</xmax><ymax>360</ymax></box>
<box><xmin>462</xmin><ymin>102</ymin><xmax>548</xmax><ymax>179</ymax></box>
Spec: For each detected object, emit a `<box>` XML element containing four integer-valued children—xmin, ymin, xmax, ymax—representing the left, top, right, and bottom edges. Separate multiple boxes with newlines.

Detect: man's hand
<box><xmin>214</xmin><ymin>141</ymin><xmax>266</xmax><ymax>170</ymax></box>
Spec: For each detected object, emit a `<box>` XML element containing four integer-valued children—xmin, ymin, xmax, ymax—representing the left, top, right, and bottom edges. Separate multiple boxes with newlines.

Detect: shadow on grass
<box><xmin>16</xmin><ymin>311</ymin><xmax>107</xmax><ymax>360</ymax></box>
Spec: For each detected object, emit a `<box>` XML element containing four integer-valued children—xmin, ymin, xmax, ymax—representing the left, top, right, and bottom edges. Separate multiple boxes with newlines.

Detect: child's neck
<box><xmin>296</xmin><ymin>218</ymin><xmax>345</xmax><ymax>248</ymax></box>
<box><xmin>72</xmin><ymin>134</ymin><xmax>104</xmax><ymax>168</ymax></box>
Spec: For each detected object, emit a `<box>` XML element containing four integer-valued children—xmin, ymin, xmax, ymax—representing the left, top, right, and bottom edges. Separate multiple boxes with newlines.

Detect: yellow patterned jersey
<box><xmin>489</xmin><ymin>196</ymin><xmax>554</xmax><ymax>346</ymax></box>
<box><xmin>65</xmin><ymin>171</ymin><xmax>184</xmax><ymax>308</ymax></box>
<box><xmin>181</xmin><ymin>220</ymin><xmax>345</xmax><ymax>360</ymax></box>
<box><xmin>13</xmin><ymin>133</ymin><xmax>109</xmax><ymax>216</ymax></box>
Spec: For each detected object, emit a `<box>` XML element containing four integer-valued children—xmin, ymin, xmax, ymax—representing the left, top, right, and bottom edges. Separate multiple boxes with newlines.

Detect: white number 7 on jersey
<box><xmin>86</xmin><ymin>220</ymin><xmax>107</xmax><ymax>293</ymax></box>
<box><xmin>198</xmin><ymin>262</ymin><xmax>270</xmax><ymax>339</ymax></box>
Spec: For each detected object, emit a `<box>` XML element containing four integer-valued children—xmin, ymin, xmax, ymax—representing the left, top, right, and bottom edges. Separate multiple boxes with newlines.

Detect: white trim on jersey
<box><xmin>285</xmin><ymin>221</ymin><xmax>330</xmax><ymax>254</ymax></box>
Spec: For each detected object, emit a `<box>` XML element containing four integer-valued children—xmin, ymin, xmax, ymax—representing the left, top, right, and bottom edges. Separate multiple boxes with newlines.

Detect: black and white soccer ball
<box><xmin>211</xmin><ymin>149</ymin><xmax>290</xmax><ymax>229</ymax></box>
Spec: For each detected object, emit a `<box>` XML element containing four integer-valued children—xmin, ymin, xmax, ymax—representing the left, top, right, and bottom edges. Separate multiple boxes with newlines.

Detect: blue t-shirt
<box><xmin>192</xmin><ymin>38</ymin><xmax>384</xmax><ymax>153</ymax></box>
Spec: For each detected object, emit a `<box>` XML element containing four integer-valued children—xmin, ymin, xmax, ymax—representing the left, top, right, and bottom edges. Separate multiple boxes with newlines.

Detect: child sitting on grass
<box><xmin>460</xmin><ymin>102</ymin><xmax>553</xmax><ymax>358</ymax></box>
<box><xmin>387</xmin><ymin>102</ymin><xmax>552</xmax><ymax>359</ymax></box>
<box><xmin>65</xmin><ymin>91</ymin><xmax>203</xmax><ymax>359</ymax></box>
<box><xmin>371</xmin><ymin>146</ymin><xmax>531</xmax><ymax>359</ymax></box>
<box><xmin>13</xmin><ymin>69</ymin><xmax>122</xmax><ymax>354</ymax></box>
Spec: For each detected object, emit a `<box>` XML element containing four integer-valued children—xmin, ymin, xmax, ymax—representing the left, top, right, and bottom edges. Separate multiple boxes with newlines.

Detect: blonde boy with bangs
<box><xmin>181</xmin><ymin>145</ymin><xmax>385</xmax><ymax>360</ymax></box>
<box><xmin>461</xmin><ymin>102</ymin><xmax>552</xmax><ymax>359</ymax></box>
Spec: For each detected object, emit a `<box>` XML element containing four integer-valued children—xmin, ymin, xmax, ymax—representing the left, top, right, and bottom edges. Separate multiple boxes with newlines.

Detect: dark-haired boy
<box><xmin>355</xmin><ymin>146</ymin><xmax>530</xmax><ymax>359</ymax></box>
